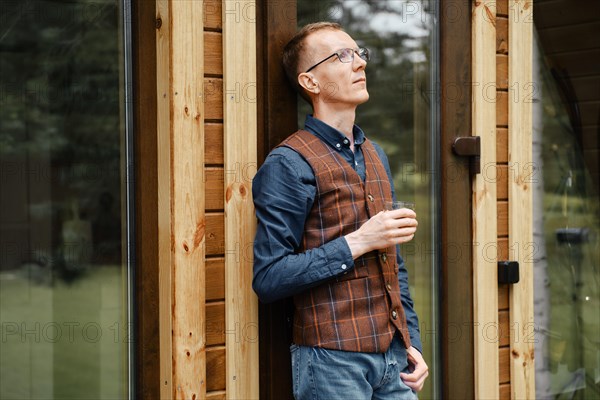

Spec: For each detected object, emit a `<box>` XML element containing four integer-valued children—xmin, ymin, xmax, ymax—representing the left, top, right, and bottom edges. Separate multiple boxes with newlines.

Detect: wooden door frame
<box><xmin>256</xmin><ymin>0</ymin><xmax>475</xmax><ymax>398</ymax></box>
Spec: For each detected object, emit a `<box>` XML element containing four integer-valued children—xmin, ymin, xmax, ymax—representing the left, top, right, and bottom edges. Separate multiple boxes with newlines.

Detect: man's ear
<box><xmin>297</xmin><ymin>72</ymin><xmax>320</xmax><ymax>95</ymax></box>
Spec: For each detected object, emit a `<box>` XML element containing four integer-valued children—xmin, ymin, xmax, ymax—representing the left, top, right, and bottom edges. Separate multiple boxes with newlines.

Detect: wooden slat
<box><xmin>206</xmin><ymin>302</ymin><xmax>225</xmax><ymax>346</ymax></box>
<box><xmin>500</xmin><ymin>383</ymin><xmax>511</xmax><ymax>399</ymax></box>
<box><xmin>499</xmin><ymin>346</ymin><xmax>510</xmax><ymax>384</ymax></box>
<box><xmin>550</xmin><ymin>50</ymin><xmax>600</xmax><ymax>78</ymax></box>
<box><xmin>571</xmin><ymin>76</ymin><xmax>600</xmax><ymax>102</ymax></box>
<box><xmin>498</xmin><ymin>238</ymin><xmax>509</xmax><ymax>262</ymax></box>
<box><xmin>472</xmin><ymin>1</ymin><xmax>499</xmax><ymax>398</ymax></box>
<box><xmin>580</xmin><ymin>101</ymin><xmax>600</xmax><ymax>126</ymax></box>
<box><xmin>496</xmin><ymin>17</ymin><xmax>509</xmax><ymax>55</ymax></box>
<box><xmin>204</xmin><ymin>0</ymin><xmax>222</xmax><ymax>31</ymax></box>
<box><xmin>205</xmin><ymin>123</ymin><xmax>224</xmax><ymax>164</ymax></box>
<box><xmin>497</xmin><ymin>128</ymin><xmax>508</xmax><ymax>163</ymax></box>
<box><xmin>224</xmin><ymin>1</ymin><xmax>260</xmax><ymax>397</ymax></box>
<box><xmin>206</xmin><ymin>213</ymin><xmax>225</xmax><ymax>255</ymax></box>
<box><xmin>497</xmin><ymin>164</ymin><xmax>508</xmax><ymax>200</ymax></box>
<box><xmin>206</xmin><ymin>168</ymin><xmax>224</xmax><ymax>210</ymax></box>
<box><xmin>155</xmin><ymin>1</ymin><xmax>173</xmax><ymax>398</ymax></box>
<box><xmin>497</xmin><ymin>201</ymin><xmax>508</xmax><ymax>237</ymax></box>
<box><xmin>168</xmin><ymin>1</ymin><xmax>207</xmax><ymax>399</ymax></box>
<box><xmin>499</xmin><ymin>284</ymin><xmax>509</xmax><ymax>310</ymax></box>
<box><xmin>499</xmin><ymin>310</ymin><xmax>510</xmax><ymax>347</ymax></box>
<box><xmin>534</xmin><ymin>0</ymin><xmax>598</xmax><ymax>29</ymax></box>
<box><xmin>497</xmin><ymin>0</ymin><xmax>508</xmax><ymax>17</ymax></box>
<box><xmin>205</xmin><ymin>78</ymin><xmax>224</xmax><ymax>120</ymax></box>
<box><xmin>206</xmin><ymin>390</ymin><xmax>227</xmax><ymax>400</ymax></box>
<box><xmin>497</xmin><ymin>54</ymin><xmax>508</xmax><ymax>89</ymax></box>
<box><xmin>537</xmin><ymin>22</ymin><xmax>600</xmax><ymax>54</ymax></box>
<box><xmin>509</xmin><ymin>2</ymin><xmax>535</xmax><ymax>397</ymax></box>
<box><xmin>497</xmin><ymin>91</ymin><xmax>508</xmax><ymax>126</ymax></box>
<box><xmin>206</xmin><ymin>257</ymin><xmax>225</xmax><ymax>301</ymax></box>
<box><xmin>206</xmin><ymin>347</ymin><xmax>226</xmax><ymax>391</ymax></box>
<box><xmin>205</xmin><ymin>31</ymin><xmax>223</xmax><ymax>76</ymax></box>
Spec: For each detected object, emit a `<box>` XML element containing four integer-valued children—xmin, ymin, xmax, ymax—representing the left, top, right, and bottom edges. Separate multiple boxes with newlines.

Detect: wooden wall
<box><xmin>534</xmin><ymin>0</ymin><xmax>600</xmax><ymax>191</ymax></box>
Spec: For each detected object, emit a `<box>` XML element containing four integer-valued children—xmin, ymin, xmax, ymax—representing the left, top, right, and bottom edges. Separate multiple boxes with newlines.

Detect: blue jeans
<box><xmin>290</xmin><ymin>334</ymin><xmax>418</xmax><ymax>400</ymax></box>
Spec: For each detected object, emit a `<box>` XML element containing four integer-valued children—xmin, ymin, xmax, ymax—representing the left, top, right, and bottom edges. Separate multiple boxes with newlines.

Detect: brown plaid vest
<box><xmin>278</xmin><ymin>130</ymin><xmax>411</xmax><ymax>353</ymax></box>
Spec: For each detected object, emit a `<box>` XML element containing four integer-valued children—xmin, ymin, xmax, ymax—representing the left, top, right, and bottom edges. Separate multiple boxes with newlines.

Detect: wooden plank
<box><xmin>499</xmin><ymin>346</ymin><xmax>510</xmax><ymax>384</ymax></box>
<box><xmin>207</xmin><ymin>346</ymin><xmax>226</xmax><ymax>391</ymax></box>
<box><xmin>223</xmin><ymin>1</ymin><xmax>260</xmax><ymax>397</ymax></box>
<box><xmin>205</xmin><ymin>78</ymin><xmax>224</xmax><ymax>120</ymax></box>
<box><xmin>509</xmin><ymin>1</ymin><xmax>535</xmax><ymax>397</ymax></box>
<box><xmin>571</xmin><ymin>76</ymin><xmax>600</xmax><ymax>102</ymax></box>
<box><xmin>498</xmin><ymin>238</ymin><xmax>509</xmax><ymax>262</ymax></box>
<box><xmin>205</xmin><ymin>123</ymin><xmax>224</xmax><ymax>164</ymax></box>
<box><xmin>499</xmin><ymin>284</ymin><xmax>509</xmax><ymax>310</ymax></box>
<box><xmin>537</xmin><ymin>22</ymin><xmax>600</xmax><ymax>54</ymax></box>
<box><xmin>206</xmin><ymin>390</ymin><xmax>227</xmax><ymax>400</ymax></box>
<box><xmin>204</xmin><ymin>0</ymin><xmax>222</xmax><ymax>31</ymax></box>
<box><xmin>206</xmin><ymin>168</ymin><xmax>224</xmax><ymax>210</ymax></box>
<box><xmin>497</xmin><ymin>164</ymin><xmax>508</xmax><ymax>200</ymax></box>
<box><xmin>155</xmin><ymin>1</ymin><xmax>173</xmax><ymax>398</ymax></box>
<box><xmin>580</xmin><ymin>101</ymin><xmax>600</xmax><ymax>126</ymax></box>
<box><xmin>166</xmin><ymin>1</ymin><xmax>207</xmax><ymax>399</ymax></box>
<box><xmin>206</xmin><ymin>213</ymin><xmax>225</xmax><ymax>255</ymax></box>
<box><xmin>550</xmin><ymin>50</ymin><xmax>600</xmax><ymax>78</ymax></box>
<box><xmin>497</xmin><ymin>201</ymin><xmax>508</xmax><ymax>237</ymax></box>
<box><xmin>534</xmin><ymin>0</ymin><xmax>598</xmax><ymax>29</ymax></box>
<box><xmin>497</xmin><ymin>128</ymin><xmax>508</xmax><ymax>163</ymax></box>
<box><xmin>206</xmin><ymin>257</ymin><xmax>225</xmax><ymax>301</ymax></box>
<box><xmin>497</xmin><ymin>0</ymin><xmax>508</xmax><ymax>17</ymax></box>
<box><xmin>496</xmin><ymin>17</ymin><xmax>509</xmax><ymax>55</ymax></box>
<box><xmin>499</xmin><ymin>310</ymin><xmax>510</xmax><ymax>347</ymax></box>
<box><xmin>206</xmin><ymin>302</ymin><xmax>225</xmax><ymax>346</ymax></box>
<box><xmin>134</xmin><ymin>0</ymin><xmax>160</xmax><ymax>397</ymax></box>
<box><xmin>500</xmin><ymin>383</ymin><xmax>511</xmax><ymax>399</ymax></box>
<box><xmin>497</xmin><ymin>91</ymin><xmax>508</xmax><ymax>127</ymax></box>
<box><xmin>497</xmin><ymin>54</ymin><xmax>508</xmax><ymax>89</ymax></box>
<box><xmin>205</xmin><ymin>31</ymin><xmax>223</xmax><ymax>76</ymax></box>
<box><xmin>472</xmin><ymin>1</ymin><xmax>499</xmax><ymax>398</ymax></box>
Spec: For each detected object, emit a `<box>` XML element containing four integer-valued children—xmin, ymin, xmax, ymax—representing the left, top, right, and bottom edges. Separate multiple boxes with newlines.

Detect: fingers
<box><xmin>400</xmin><ymin>347</ymin><xmax>429</xmax><ymax>392</ymax></box>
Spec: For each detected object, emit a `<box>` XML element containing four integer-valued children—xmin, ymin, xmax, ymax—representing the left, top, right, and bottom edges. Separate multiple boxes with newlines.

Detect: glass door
<box><xmin>0</xmin><ymin>1</ymin><xmax>134</xmax><ymax>398</ymax></box>
<box><xmin>296</xmin><ymin>1</ymin><xmax>440</xmax><ymax>397</ymax></box>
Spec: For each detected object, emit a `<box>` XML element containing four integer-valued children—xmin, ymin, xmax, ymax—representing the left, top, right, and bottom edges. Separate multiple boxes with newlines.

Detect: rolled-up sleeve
<box><xmin>252</xmin><ymin>148</ymin><xmax>355</xmax><ymax>304</ymax></box>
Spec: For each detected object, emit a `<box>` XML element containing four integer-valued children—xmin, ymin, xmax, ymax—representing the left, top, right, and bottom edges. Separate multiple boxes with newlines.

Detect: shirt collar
<box><xmin>304</xmin><ymin>114</ymin><xmax>366</xmax><ymax>151</ymax></box>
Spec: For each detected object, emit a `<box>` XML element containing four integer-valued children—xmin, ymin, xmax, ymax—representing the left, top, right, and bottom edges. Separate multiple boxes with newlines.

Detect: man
<box><xmin>252</xmin><ymin>22</ymin><xmax>429</xmax><ymax>399</ymax></box>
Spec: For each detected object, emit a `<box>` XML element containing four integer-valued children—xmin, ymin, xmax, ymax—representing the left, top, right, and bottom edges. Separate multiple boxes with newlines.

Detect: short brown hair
<box><xmin>282</xmin><ymin>22</ymin><xmax>343</xmax><ymax>100</ymax></box>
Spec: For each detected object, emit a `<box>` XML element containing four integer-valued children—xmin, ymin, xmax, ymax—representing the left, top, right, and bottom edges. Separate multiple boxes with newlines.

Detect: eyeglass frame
<box><xmin>304</xmin><ymin>47</ymin><xmax>370</xmax><ymax>73</ymax></box>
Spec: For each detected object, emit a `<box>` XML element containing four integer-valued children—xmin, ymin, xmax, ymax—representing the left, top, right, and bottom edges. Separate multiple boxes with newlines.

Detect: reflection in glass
<box><xmin>0</xmin><ymin>1</ymin><xmax>132</xmax><ymax>398</ymax></box>
<box><xmin>532</xmin><ymin>32</ymin><xmax>600</xmax><ymax>399</ymax></box>
<box><xmin>297</xmin><ymin>1</ymin><xmax>440</xmax><ymax>398</ymax></box>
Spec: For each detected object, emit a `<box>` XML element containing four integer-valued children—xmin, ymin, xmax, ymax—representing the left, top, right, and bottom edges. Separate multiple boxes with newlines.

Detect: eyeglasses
<box><xmin>305</xmin><ymin>47</ymin><xmax>370</xmax><ymax>73</ymax></box>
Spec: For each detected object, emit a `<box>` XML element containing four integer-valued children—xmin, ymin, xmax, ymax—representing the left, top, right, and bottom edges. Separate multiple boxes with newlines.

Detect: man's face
<box><xmin>301</xmin><ymin>29</ymin><xmax>369</xmax><ymax>107</ymax></box>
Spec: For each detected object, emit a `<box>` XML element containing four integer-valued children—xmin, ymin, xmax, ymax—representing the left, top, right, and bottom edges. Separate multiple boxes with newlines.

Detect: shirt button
<box><xmin>391</xmin><ymin>310</ymin><xmax>398</xmax><ymax>320</ymax></box>
<box><xmin>367</xmin><ymin>194</ymin><xmax>374</xmax><ymax>202</ymax></box>
<box><xmin>335</xmin><ymin>143</ymin><xmax>341</xmax><ymax>149</ymax></box>
<box><xmin>343</xmin><ymin>139</ymin><xmax>349</xmax><ymax>144</ymax></box>
<box><xmin>341</xmin><ymin>264</ymin><xmax>347</xmax><ymax>270</ymax></box>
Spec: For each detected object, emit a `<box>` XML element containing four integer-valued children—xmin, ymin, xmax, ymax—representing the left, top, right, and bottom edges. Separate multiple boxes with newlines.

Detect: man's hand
<box><xmin>345</xmin><ymin>209</ymin><xmax>418</xmax><ymax>259</ymax></box>
<box><xmin>400</xmin><ymin>346</ymin><xmax>429</xmax><ymax>392</ymax></box>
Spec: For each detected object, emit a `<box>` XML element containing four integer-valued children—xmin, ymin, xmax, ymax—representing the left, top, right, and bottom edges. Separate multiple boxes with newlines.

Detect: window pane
<box><xmin>297</xmin><ymin>1</ymin><xmax>440</xmax><ymax>398</ymax></box>
<box><xmin>0</xmin><ymin>1</ymin><xmax>132</xmax><ymax>398</ymax></box>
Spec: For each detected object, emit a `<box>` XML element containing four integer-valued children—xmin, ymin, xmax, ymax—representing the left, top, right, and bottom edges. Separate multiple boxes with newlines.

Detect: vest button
<box><xmin>386</xmin><ymin>283</ymin><xmax>392</xmax><ymax>291</ymax></box>
<box><xmin>381</xmin><ymin>253</ymin><xmax>387</xmax><ymax>262</ymax></box>
<box><xmin>367</xmin><ymin>194</ymin><xmax>374</xmax><ymax>202</ymax></box>
<box><xmin>391</xmin><ymin>310</ymin><xmax>398</xmax><ymax>320</ymax></box>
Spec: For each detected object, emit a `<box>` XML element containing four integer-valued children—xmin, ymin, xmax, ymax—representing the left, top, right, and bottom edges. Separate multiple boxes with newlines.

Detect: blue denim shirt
<box><xmin>252</xmin><ymin>115</ymin><xmax>422</xmax><ymax>352</ymax></box>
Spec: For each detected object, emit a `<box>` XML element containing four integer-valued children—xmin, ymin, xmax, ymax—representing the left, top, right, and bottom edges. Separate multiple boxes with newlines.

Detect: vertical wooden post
<box><xmin>223</xmin><ymin>0</ymin><xmax>260</xmax><ymax>398</ymax></box>
<box><xmin>509</xmin><ymin>1</ymin><xmax>535</xmax><ymax>398</ymax></box>
<box><xmin>472</xmin><ymin>1</ymin><xmax>499</xmax><ymax>398</ymax></box>
<box><xmin>156</xmin><ymin>0</ymin><xmax>206</xmax><ymax>399</ymax></box>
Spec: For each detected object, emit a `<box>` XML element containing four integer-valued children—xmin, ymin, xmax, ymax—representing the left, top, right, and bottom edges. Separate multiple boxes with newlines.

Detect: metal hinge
<box><xmin>452</xmin><ymin>136</ymin><xmax>481</xmax><ymax>175</ymax></box>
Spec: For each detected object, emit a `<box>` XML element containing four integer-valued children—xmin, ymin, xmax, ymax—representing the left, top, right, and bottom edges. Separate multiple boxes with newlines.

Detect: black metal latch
<box><xmin>452</xmin><ymin>136</ymin><xmax>481</xmax><ymax>175</ymax></box>
<box><xmin>498</xmin><ymin>261</ymin><xmax>519</xmax><ymax>284</ymax></box>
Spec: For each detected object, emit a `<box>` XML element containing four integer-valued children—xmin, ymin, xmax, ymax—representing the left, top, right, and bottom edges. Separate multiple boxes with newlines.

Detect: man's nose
<box><xmin>353</xmin><ymin>53</ymin><xmax>367</xmax><ymax>70</ymax></box>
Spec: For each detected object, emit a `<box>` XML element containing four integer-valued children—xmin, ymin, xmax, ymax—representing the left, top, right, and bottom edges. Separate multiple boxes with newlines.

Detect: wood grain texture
<box><xmin>509</xmin><ymin>1</ymin><xmax>535</xmax><ymax>398</ymax></box>
<box><xmin>472</xmin><ymin>1</ymin><xmax>499</xmax><ymax>398</ymax></box>
<box><xmin>204</xmin><ymin>0</ymin><xmax>222</xmax><ymax>31</ymax></box>
<box><xmin>206</xmin><ymin>346</ymin><xmax>226</xmax><ymax>391</ymax></box>
<box><xmin>206</xmin><ymin>257</ymin><xmax>225</xmax><ymax>301</ymax></box>
<box><xmin>499</xmin><ymin>346</ymin><xmax>510</xmax><ymax>384</ymax></box>
<box><xmin>497</xmin><ymin>54</ymin><xmax>508</xmax><ymax>90</ymax></box>
<box><xmin>205</xmin><ymin>123</ymin><xmax>225</xmax><ymax>164</ymax></box>
<box><xmin>497</xmin><ymin>201</ymin><xmax>508</xmax><ymax>237</ymax></box>
<box><xmin>155</xmin><ymin>1</ymin><xmax>173</xmax><ymax>398</ymax></box>
<box><xmin>497</xmin><ymin>128</ymin><xmax>508</xmax><ymax>163</ymax></box>
<box><xmin>205</xmin><ymin>31</ymin><xmax>223</xmax><ymax>76</ymax></box>
<box><xmin>206</xmin><ymin>213</ymin><xmax>224</xmax><ymax>255</ymax></box>
<box><xmin>497</xmin><ymin>91</ymin><xmax>509</xmax><ymax>127</ymax></box>
<box><xmin>206</xmin><ymin>168</ymin><xmax>225</xmax><ymax>210</ymax></box>
<box><xmin>223</xmin><ymin>1</ymin><xmax>260</xmax><ymax>398</ymax></box>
